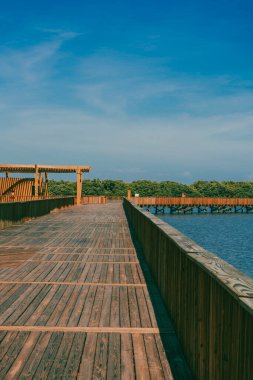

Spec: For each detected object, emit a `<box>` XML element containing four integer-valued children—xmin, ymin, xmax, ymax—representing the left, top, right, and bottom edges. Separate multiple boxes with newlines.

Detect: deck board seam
<box><xmin>0</xmin><ymin>326</ymin><xmax>173</xmax><ymax>333</ymax></box>
<box><xmin>0</xmin><ymin>281</ymin><xmax>146</xmax><ymax>286</ymax></box>
<box><xmin>26</xmin><ymin>260</ymin><xmax>140</xmax><ymax>264</ymax></box>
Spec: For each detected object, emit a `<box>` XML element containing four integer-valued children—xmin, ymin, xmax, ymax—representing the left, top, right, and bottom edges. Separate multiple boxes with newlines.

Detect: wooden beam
<box><xmin>0</xmin><ymin>164</ymin><xmax>91</xmax><ymax>173</ymax></box>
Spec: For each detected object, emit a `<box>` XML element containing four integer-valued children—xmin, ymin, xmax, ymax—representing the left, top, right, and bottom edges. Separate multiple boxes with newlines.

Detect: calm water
<box><xmin>157</xmin><ymin>213</ymin><xmax>253</xmax><ymax>279</ymax></box>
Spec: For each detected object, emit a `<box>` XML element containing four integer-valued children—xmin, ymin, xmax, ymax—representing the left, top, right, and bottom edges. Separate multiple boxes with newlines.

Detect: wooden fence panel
<box><xmin>130</xmin><ymin>197</ymin><xmax>253</xmax><ymax>207</ymax></box>
<box><xmin>80</xmin><ymin>196</ymin><xmax>107</xmax><ymax>204</ymax></box>
<box><xmin>124</xmin><ymin>198</ymin><xmax>253</xmax><ymax>380</ymax></box>
<box><xmin>0</xmin><ymin>197</ymin><xmax>75</xmax><ymax>229</ymax></box>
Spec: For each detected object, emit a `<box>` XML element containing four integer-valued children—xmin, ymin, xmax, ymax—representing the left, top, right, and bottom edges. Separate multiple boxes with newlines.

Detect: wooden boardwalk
<box><xmin>0</xmin><ymin>202</ymin><xmax>190</xmax><ymax>379</ymax></box>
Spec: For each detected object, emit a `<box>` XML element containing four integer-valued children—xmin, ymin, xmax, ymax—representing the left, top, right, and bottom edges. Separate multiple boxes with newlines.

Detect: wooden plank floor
<box><xmin>0</xmin><ymin>203</ymin><xmax>191</xmax><ymax>379</ymax></box>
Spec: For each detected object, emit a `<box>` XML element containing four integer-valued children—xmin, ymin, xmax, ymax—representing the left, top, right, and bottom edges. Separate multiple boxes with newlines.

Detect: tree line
<box><xmin>48</xmin><ymin>179</ymin><xmax>253</xmax><ymax>198</ymax></box>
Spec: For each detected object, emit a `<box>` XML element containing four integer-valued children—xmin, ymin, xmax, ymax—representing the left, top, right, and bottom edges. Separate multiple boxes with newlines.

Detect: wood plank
<box><xmin>78</xmin><ymin>286</ymin><xmax>97</xmax><ymax>326</ymax></box>
<box><xmin>35</xmin><ymin>285</ymin><xmax>67</xmax><ymax>325</ymax></box>
<box><xmin>27</xmin><ymin>255</ymin><xmax>138</xmax><ymax>265</ymax></box>
<box><xmin>121</xmin><ymin>334</ymin><xmax>135</xmax><ymax>380</ymax></box>
<box><xmin>0</xmin><ymin>332</ymin><xmax>30</xmax><ymax>378</ymax></box>
<box><xmin>62</xmin><ymin>333</ymin><xmax>86</xmax><ymax>379</ymax></box>
<box><xmin>110</xmin><ymin>287</ymin><xmax>120</xmax><ymax>326</ymax></box>
<box><xmin>33</xmin><ymin>332</ymin><xmax>63</xmax><ymax>378</ymax></box>
<box><xmin>128</xmin><ymin>287</ymin><xmax>141</xmax><ymax>327</ymax></box>
<box><xmin>136</xmin><ymin>287</ymin><xmax>152</xmax><ymax>327</ymax></box>
<box><xmin>120</xmin><ymin>287</ymin><xmax>130</xmax><ymax>327</ymax></box>
<box><xmin>14</xmin><ymin>332</ymin><xmax>51</xmax><ymax>378</ymax></box>
<box><xmin>132</xmin><ymin>334</ymin><xmax>151</xmax><ymax>379</ymax></box>
<box><xmin>0</xmin><ymin>284</ymin><xmax>40</xmax><ymax>325</ymax></box>
<box><xmin>107</xmin><ymin>333</ymin><xmax>121</xmax><ymax>379</ymax></box>
<box><xmin>25</xmin><ymin>285</ymin><xmax>58</xmax><ymax>326</ymax></box>
<box><xmin>0</xmin><ymin>284</ymin><xmax>30</xmax><ymax>313</ymax></box>
<box><xmin>0</xmin><ymin>326</ymin><xmax>169</xmax><ymax>333</ymax></box>
<box><xmin>0</xmin><ymin>332</ymin><xmax>19</xmax><ymax>362</ymax></box>
<box><xmin>77</xmin><ymin>333</ymin><xmax>97</xmax><ymax>379</ymax></box>
<box><xmin>68</xmin><ymin>286</ymin><xmax>90</xmax><ymax>326</ymax></box>
<box><xmin>0</xmin><ymin>280</ymin><xmax>147</xmax><ymax>286</ymax></box>
<box><xmin>46</xmin><ymin>284</ymin><xmax>75</xmax><ymax>326</ymax></box>
<box><xmin>14</xmin><ymin>285</ymin><xmax>52</xmax><ymax>326</ymax></box>
<box><xmin>99</xmin><ymin>286</ymin><xmax>112</xmax><ymax>327</ymax></box>
<box><xmin>144</xmin><ymin>334</ymin><xmax>166</xmax><ymax>378</ymax></box>
<box><xmin>5</xmin><ymin>332</ymin><xmax>41</xmax><ymax>379</ymax></box>
<box><xmin>89</xmin><ymin>286</ymin><xmax>105</xmax><ymax>327</ymax></box>
<box><xmin>0</xmin><ymin>202</ymin><xmax>180</xmax><ymax>379</ymax></box>
<box><xmin>92</xmin><ymin>333</ymin><xmax>108</xmax><ymax>379</ymax></box>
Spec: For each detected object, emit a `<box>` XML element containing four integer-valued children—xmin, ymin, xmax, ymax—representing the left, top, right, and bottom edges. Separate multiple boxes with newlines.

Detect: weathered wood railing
<box><xmin>130</xmin><ymin>196</ymin><xmax>253</xmax><ymax>206</ymax></box>
<box><xmin>106</xmin><ymin>196</ymin><xmax>124</xmax><ymax>201</ymax></box>
<box><xmin>124</xmin><ymin>198</ymin><xmax>253</xmax><ymax>379</ymax></box>
<box><xmin>0</xmin><ymin>197</ymin><xmax>75</xmax><ymax>229</ymax></box>
<box><xmin>80</xmin><ymin>196</ymin><xmax>107</xmax><ymax>204</ymax></box>
<box><xmin>0</xmin><ymin>195</ymin><xmax>71</xmax><ymax>203</ymax></box>
<box><xmin>81</xmin><ymin>196</ymin><xmax>122</xmax><ymax>203</ymax></box>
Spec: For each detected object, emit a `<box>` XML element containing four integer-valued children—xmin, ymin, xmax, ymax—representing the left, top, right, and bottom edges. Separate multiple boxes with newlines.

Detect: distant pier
<box><xmin>130</xmin><ymin>197</ymin><xmax>253</xmax><ymax>214</ymax></box>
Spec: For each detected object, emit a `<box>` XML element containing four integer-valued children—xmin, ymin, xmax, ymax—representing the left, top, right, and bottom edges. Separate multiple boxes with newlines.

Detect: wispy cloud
<box><xmin>0</xmin><ymin>30</ymin><xmax>77</xmax><ymax>86</ymax></box>
<box><xmin>1</xmin><ymin>36</ymin><xmax>253</xmax><ymax>181</ymax></box>
<box><xmin>69</xmin><ymin>51</ymin><xmax>253</xmax><ymax>121</ymax></box>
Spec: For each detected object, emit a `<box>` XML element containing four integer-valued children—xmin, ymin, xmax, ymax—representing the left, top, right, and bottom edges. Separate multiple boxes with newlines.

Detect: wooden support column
<box><xmin>5</xmin><ymin>172</ymin><xmax>9</xmax><ymax>178</ymax></box>
<box><xmin>34</xmin><ymin>164</ymin><xmax>39</xmax><ymax>197</ymax></box>
<box><xmin>45</xmin><ymin>172</ymin><xmax>49</xmax><ymax>197</ymax></box>
<box><xmin>39</xmin><ymin>172</ymin><xmax>43</xmax><ymax>195</ymax></box>
<box><xmin>76</xmin><ymin>167</ymin><xmax>82</xmax><ymax>206</ymax></box>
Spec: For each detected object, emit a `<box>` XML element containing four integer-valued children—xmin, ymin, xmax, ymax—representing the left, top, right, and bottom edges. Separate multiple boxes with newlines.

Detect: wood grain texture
<box><xmin>124</xmin><ymin>198</ymin><xmax>253</xmax><ymax>380</ymax></box>
<box><xmin>131</xmin><ymin>196</ymin><xmax>253</xmax><ymax>207</ymax></box>
<box><xmin>0</xmin><ymin>202</ymin><xmax>179</xmax><ymax>379</ymax></box>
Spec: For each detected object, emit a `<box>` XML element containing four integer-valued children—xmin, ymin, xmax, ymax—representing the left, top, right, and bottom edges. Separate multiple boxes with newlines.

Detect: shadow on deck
<box><xmin>128</xmin><ymin>223</ymin><xmax>193</xmax><ymax>380</ymax></box>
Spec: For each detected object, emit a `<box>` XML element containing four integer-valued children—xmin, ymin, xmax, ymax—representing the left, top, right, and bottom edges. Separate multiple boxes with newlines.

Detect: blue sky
<box><xmin>1</xmin><ymin>0</ymin><xmax>253</xmax><ymax>182</ymax></box>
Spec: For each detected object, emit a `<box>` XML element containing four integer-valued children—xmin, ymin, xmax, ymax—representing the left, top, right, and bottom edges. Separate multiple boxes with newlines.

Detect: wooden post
<box><xmin>34</xmin><ymin>164</ymin><xmax>39</xmax><ymax>197</ymax></box>
<box><xmin>45</xmin><ymin>172</ymin><xmax>49</xmax><ymax>197</ymax></box>
<box><xmin>76</xmin><ymin>167</ymin><xmax>82</xmax><ymax>206</ymax></box>
<box><xmin>39</xmin><ymin>172</ymin><xmax>43</xmax><ymax>195</ymax></box>
<box><xmin>127</xmin><ymin>189</ymin><xmax>131</xmax><ymax>199</ymax></box>
<box><xmin>5</xmin><ymin>172</ymin><xmax>9</xmax><ymax>178</ymax></box>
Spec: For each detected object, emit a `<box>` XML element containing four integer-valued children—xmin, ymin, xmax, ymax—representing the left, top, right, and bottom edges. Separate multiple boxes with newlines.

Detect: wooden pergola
<box><xmin>0</xmin><ymin>164</ymin><xmax>91</xmax><ymax>205</ymax></box>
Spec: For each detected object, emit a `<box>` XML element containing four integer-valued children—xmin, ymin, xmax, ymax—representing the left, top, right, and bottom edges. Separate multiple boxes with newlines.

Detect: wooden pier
<box><xmin>130</xmin><ymin>197</ymin><xmax>253</xmax><ymax>214</ymax></box>
<box><xmin>0</xmin><ymin>202</ymin><xmax>191</xmax><ymax>379</ymax></box>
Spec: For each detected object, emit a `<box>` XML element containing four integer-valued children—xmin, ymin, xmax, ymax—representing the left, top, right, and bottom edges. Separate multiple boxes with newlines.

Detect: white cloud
<box><xmin>0</xmin><ymin>30</ymin><xmax>77</xmax><ymax>85</ymax></box>
<box><xmin>1</xmin><ymin>41</ymin><xmax>253</xmax><ymax>181</ymax></box>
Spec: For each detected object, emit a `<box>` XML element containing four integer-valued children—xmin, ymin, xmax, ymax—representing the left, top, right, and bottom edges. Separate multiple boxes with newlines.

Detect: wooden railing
<box><xmin>81</xmin><ymin>196</ymin><xmax>123</xmax><ymax>203</ymax></box>
<box><xmin>130</xmin><ymin>196</ymin><xmax>253</xmax><ymax>206</ymax></box>
<box><xmin>0</xmin><ymin>177</ymin><xmax>34</xmax><ymax>200</ymax></box>
<box><xmin>1</xmin><ymin>195</ymin><xmax>107</xmax><ymax>205</ymax></box>
<box><xmin>0</xmin><ymin>195</ymin><xmax>74</xmax><ymax>203</ymax></box>
<box><xmin>80</xmin><ymin>196</ymin><xmax>107</xmax><ymax>204</ymax></box>
<box><xmin>0</xmin><ymin>197</ymin><xmax>75</xmax><ymax>229</ymax></box>
<box><xmin>106</xmin><ymin>196</ymin><xmax>124</xmax><ymax>201</ymax></box>
<box><xmin>124</xmin><ymin>198</ymin><xmax>253</xmax><ymax>380</ymax></box>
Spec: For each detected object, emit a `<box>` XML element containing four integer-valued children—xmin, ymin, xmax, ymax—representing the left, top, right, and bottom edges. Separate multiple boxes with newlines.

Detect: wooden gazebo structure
<box><xmin>0</xmin><ymin>164</ymin><xmax>91</xmax><ymax>205</ymax></box>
